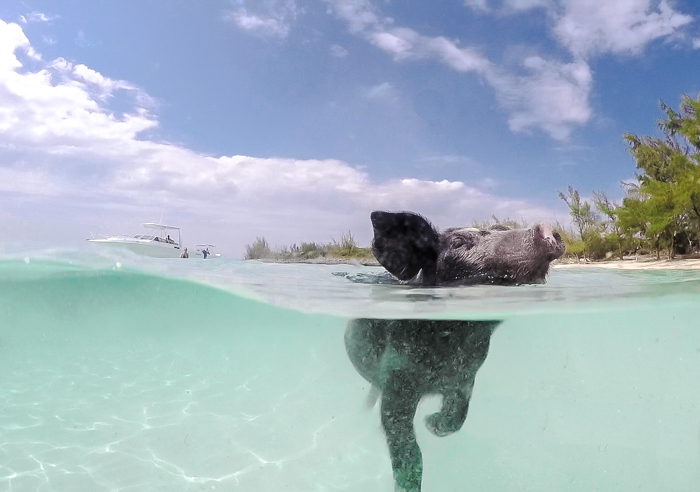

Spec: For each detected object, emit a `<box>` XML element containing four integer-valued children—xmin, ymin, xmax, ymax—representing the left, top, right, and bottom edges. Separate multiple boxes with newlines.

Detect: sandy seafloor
<box><xmin>0</xmin><ymin>249</ymin><xmax>699</xmax><ymax>491</ymax></box>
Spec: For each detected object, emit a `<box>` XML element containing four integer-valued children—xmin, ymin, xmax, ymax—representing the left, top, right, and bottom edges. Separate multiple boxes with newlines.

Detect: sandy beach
<box><xmin>552</xmin><ymin>258</ymin><xmax>700</xmax><ymax>270</ymax></box>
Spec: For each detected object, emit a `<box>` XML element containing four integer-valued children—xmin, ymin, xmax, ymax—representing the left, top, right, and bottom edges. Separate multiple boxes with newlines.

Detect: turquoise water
<box><xmin>1</xmin><ymin>250</ymin><xmax>699</xmax><ymax>491</ymax></box>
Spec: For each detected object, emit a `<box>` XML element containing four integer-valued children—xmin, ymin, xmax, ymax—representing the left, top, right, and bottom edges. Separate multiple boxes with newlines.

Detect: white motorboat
<box><xmin>194</xmin><ymin>244</ymin><xmax>221</xmax><ymax>259</ymax></box>
<box><xmin>88</xmin><ymin>223</ymin><xmax>188</xmax><ymax>258</ymax></box>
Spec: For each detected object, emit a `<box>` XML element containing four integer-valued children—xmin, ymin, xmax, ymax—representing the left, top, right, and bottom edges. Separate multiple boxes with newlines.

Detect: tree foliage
<box><xmin>562</xmin><ymin>93</ymin><xmax>700</xmax><ymax>261</ymax></box>
<box><xmin>557</xmin><ymin>186</ymin><xmax>599</xmax><ymax>260</ymax></box>
<box><xmin>243</xmin><ymin>231</ymin><xmax>375</xmax><ymax>261</ymax></box>
<box><xmin>620</xmin><ymin>94</ymin><xmax>700</xmax><ymax>258</ymax></box>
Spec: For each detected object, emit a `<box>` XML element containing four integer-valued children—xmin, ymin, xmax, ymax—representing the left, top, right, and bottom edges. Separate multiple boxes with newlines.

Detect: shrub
<box><xmin>244</xmin><ymin>237</ymin><xmax>272</xmax><ymax>260</ymax></box>
<box><xmin>330</xmin><ymin>231</ymin><xmax>358</xmax><ymax>257</ymax></box>
<box><xmin>243</xmin><ymin>231</ymin><xmax>375</xmax><ymax>261</ymax></box>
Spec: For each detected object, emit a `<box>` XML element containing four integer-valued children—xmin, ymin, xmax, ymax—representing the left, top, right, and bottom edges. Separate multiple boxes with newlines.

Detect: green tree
<box><xmin>558</xmin><ymin>186</ymin><xmax>599</xmax><ymax>260</ymax></box>
<box><xmin>618</xmin><ymin>93</ymin><xmax>700</xmax><ymax>258</ymax></box>
<box><xmin>614</xmin><ymin>185</ymin><xmax>647</xmax><ymax>258</ymax></box>
<box><xmin>593</xmin><ymin>191</ymin><xmax>626</xmax><ymax>259</ymax></box>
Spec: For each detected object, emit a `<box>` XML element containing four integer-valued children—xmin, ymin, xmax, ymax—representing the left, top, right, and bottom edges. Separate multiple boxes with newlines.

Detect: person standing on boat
<box><xmin>180</xmin><ymin>248</ymin><xmax>189</xmax><ymax>258</ymax></box>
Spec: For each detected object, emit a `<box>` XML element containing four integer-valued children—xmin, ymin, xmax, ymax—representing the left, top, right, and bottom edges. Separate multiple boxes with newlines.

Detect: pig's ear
<box><xmin>370</xmin><ymin>211</ymin><xmax>439</xmax><ymax>281</ymax></box>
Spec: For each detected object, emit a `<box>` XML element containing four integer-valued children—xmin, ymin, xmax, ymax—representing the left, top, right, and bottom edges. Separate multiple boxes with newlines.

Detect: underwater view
<box><xmin>1</xmin><ymin>250</ymin><xmax>699</xmax><ymax>491</ymax></box>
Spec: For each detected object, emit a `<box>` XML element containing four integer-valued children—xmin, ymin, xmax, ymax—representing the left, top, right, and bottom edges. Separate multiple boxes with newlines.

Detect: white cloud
<box><xmin>326</xmin><ymin>0</ymin><xmax>694</xmax><ymax>140</ymax></box>
<box><xmin>363</xmin><ymin>81</ymin><xmax>397</xmax><ymax>102</ymax></box>
<box><xmin>325</xmin><ymin>0</ymin><xmax>589</xmax><ymax>139</ymax></box>
<box><xmin>0</xmin><ymin>19</ymin><xmax>155</xmax><ymax>154</ymax></box>
<box><xmin>0</xmin><ymin>18</ymin><xmax>40</xmax><ymax>70</ymax></box>
<box><xmin>426</xmin><ymin>36</ymin><xmax>492</xmax><ymax>73</ymax></box>
<box><xmin>553</xmin><ymin>0</ymin><xmax>693</xmax><ymax>57</ymax></box>
<box><xmin>330</xmin><ymin>44</ymin><xmax>349</xmax><ymax>57</ymax></box>
<box><xmin>490</xmin><ymin>57</ymin><xmax>592</xmax><ymax>139</ymax></box>
<box><xmin>368</xmin><ymin>26</ymin><xmax>491</xmax><ymax>70</ymax></box>
<box><xmin>327</xmin><ymin>3</ymin><xmax>492</xmax><ymax>72</ymax></box>
<box><xmin>229</xmin><ymin>10</ymin><xmax>290</xmax><ymax>37</ymax></box>
<box><xmin>0</xmin><ymin>19</ymin><xmax>558</xmax><ymax>254</ymax></box>
<box><xmin>693</xmin><ymin>37</ymin><xmax>700</xmax><ymax>49</ymax></box>
<box><xmin>370</xmin><ymin>29</ymin><xmax>416</xmax><ymax>59</ymax></box>
<box><xmin>69</xmin><ymin>61</ymin><xmax>141</xmax><ymax>96</ymax></box>
<box><xmin>224</xmin><ymin>1</ymin><xmax>299</xmax><ymax>38</ymax></box>
<box><xmin>328</xmin><ymin>0</ymin><xmax>380</xmax><ymax>34</ymax></box>
<box><xmin>107</xmin><ymin>145</ymin><xmax>554</xmax><ymax>246</ymax></box>
<box><xmin>489</xmin><ymin>1</ymin><xmax>693</xmax><ymax>54</ymax></box>
<box><xmin>19</xmin><ymin>12</ymin><xmax>58</xmax><ymax>24</ymax></box>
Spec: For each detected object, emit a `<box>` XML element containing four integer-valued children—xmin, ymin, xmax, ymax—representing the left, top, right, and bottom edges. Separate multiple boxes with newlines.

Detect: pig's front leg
<box><xmin>381</xmin><ymin>370</ymin><xmax>423</xmax><ymax>492</ymax></box>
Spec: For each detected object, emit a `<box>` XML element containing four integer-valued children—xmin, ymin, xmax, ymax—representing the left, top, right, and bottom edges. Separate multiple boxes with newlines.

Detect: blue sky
<box><xmin>1</xmin><ymin>0</ymin><xmax>700</xmax><ymax>256</ymax></box>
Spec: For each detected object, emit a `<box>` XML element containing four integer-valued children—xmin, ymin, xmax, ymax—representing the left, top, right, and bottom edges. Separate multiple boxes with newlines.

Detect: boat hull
<box><xmin>88</xmin><ymin>239</ymin><xmax>185</xmax><ymax>258</ymax></box>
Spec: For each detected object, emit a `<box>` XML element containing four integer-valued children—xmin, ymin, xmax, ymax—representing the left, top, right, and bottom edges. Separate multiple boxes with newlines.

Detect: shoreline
<box><xmin>552</xmin><ymin>257</ymin><xmax>700</xmax><ymax>270</ymax></box>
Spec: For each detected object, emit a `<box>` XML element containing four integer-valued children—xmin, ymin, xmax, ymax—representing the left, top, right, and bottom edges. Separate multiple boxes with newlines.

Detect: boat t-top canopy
<box><xmin>142</xmin><ymin>223</ymin><xmax>180</xmax><ymax>231</ymax></box>
<box><xmin>138</xmin><ymin>223</ymin><xmax>182</xmax><ymax>247</ymax></box>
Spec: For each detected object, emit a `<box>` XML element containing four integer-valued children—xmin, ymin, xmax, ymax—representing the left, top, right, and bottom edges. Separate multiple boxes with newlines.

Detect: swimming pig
<box><xmin>345</xmin><ymin>318</ymin><xmax>500</xmax><ymax>492</ymax></box>
<box><xmin>370</xmin><ymin>211</ymin><xmax>565</xmax><ymax>285</ymax></box>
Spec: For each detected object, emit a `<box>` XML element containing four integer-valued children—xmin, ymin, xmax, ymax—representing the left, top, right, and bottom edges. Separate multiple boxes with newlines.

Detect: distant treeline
<box><xmin>557</xmin><ymin>93</ymin><xmax>700</xmax><ymax>261</ymax></box>
<box><xmin>244</xmin><ymin>231</ymin><xmax>375</xmax><ymax>261</ymax></box>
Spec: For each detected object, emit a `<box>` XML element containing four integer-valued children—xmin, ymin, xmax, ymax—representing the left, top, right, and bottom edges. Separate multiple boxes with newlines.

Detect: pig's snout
<box><xmin>535</xmin><ymin>222</ymin><xmax>565</xmax><ymax>258</ymax></box>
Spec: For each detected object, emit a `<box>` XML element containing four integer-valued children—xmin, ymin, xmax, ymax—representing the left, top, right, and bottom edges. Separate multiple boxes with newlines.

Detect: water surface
<box><xmin>0</xmin><ymin>249</ymin><xmax>698</xmax><ymax>491</ymax></box>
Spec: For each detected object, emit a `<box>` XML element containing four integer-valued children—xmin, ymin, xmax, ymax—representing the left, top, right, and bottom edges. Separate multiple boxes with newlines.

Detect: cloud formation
<box><xmin>330</xmin><ymin>44</ymin><xmax>349</xmax><ymax>57</ymax></box>
<box><xmin>223</xmin><ymin>0</ymin><xmax>299</xmax><ymax>38</ymax></box>
<box><xmin>494</xmin><ymin>57</ymin><xmax>592</xmax><ymax>140</ymax></box>
<box><xmin>19</xmin><ymin>11</ymin><xmax>59</xmax><ymax>24</ymax></box>
<box><xmin>325</xmin><ymin>0</ymin><xmax>584</xmax><ymax>138</ymax></box>
<box><xmin>0</xmin><ymin>19</ymin><xmax>556</xmax><ymax>252</ymax></box>
<box><xmin>464</xmin><ymin>0</ymin><xmax>490</xmax><ymax>12</ymax></box>
<box><xmin>553</xmin><ymin>0</ymin><xmax>693</xmax><ymax>57</ymax></box>
<box><xmin>0</xmin><ymin>27</ymin><xmax>155</xmax><ymax>151</ymax></box>
<box><xmin>363</xmin><ymin>82</ymin><xmax>397</xmax><ymax>102</ymax></box>
<box><xmin>326</xmin><ymin>0</ymin><xmax>694</xmax><ymax>140</ymax></box>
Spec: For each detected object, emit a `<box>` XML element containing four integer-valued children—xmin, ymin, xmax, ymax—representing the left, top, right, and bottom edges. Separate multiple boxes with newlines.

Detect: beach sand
<box><xmin>552</xmin><ymin>258</ymin><xmax>700</xmax><ymax>270</ymax></box>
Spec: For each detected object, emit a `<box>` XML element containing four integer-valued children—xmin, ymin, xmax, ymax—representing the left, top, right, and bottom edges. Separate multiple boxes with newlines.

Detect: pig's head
<box><xmin>370</xmin><ymin>211</ymin><xmax>565</xmax><ymax>286</ymax></box>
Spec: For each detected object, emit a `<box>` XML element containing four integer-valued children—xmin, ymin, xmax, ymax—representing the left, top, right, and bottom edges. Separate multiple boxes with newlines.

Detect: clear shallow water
<box><xmin>1</xmin><ymin>249</ymin><xmax>699</xmax><ymax>491</ymax></box>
